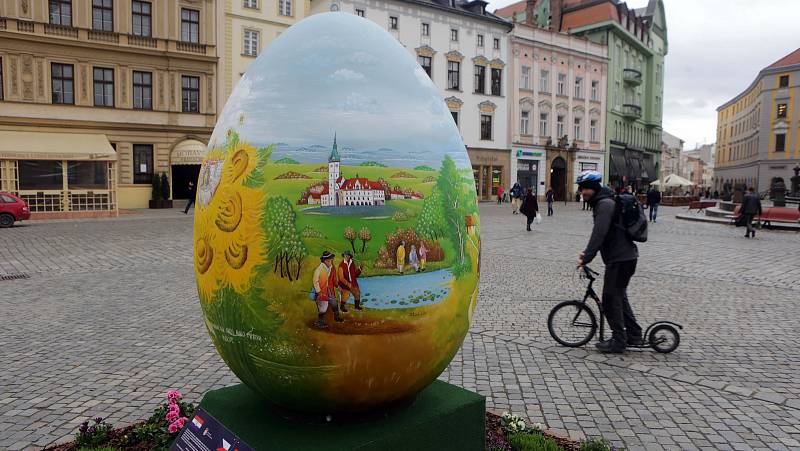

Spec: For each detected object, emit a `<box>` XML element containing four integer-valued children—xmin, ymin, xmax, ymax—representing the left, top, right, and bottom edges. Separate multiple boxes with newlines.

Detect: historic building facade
<box><xmin>660</xmin><ymin>130</ymin><xmax>683</xmax><ymax>180</ymax></box>
<box><xmin>309</xmin><ymin>0</ymin><xmax>512</xmax><ymax>201</ymax></box>
<box><xmin>215</xmin><ymin>0</ymin><xmax>309</xmax><ymax>110</ymax></box>
<box><xmin>715</xmin><ymin>48</ymin><xmax>800</xmax><ymax>194</ymax></box>
<box><xmin>0</xmin><ymin>0</ymin><xmax>218</xmax><ymax>213</ymax></box>
<box><xmin>505</xmin><ymin>18</ymin><xmax>607</xmax><ymax>201</ymax></box>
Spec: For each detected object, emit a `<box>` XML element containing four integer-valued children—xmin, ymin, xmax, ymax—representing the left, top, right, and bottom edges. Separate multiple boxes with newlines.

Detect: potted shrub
<box><xmin>149</xmin><ymin>173</ymin><xmax>174</xmax><ymax>208</ymax></box>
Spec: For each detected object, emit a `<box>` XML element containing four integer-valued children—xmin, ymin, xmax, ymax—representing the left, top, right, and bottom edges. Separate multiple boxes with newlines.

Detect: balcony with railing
<box><xmin>44</xmin><ymin>23</ymin><xmax>79</xmax><ymax>38</ymax></box>
<box><xmin>623</xmin><ymin>68</ymin><xmax>642</xmax><ymax>86</ymax></box>
<box><xmin>622</xmin><ymin>104</ymin><xmax>642</xmax><ymax>120</ymax></box>
<box><xmin>88</xmin><ymin>29</ymin><xmax>119</xmax><ymax>44</ymax></box>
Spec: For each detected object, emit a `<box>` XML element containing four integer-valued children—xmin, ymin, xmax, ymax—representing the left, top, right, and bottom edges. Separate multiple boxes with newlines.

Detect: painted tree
<box><xmin>343</xmin><ymin>226</ymin><xmax>357</xmax><ymax>253</ymax></box>
<box><xmin>416</xmin><ymin>188</ymin><xmax>446</xmax><ymax>240</ymax></box>
<box><xmin>436</xmin><ymin>155</ymin><xmax>470</xmax><ymax>275</ymax></box>
<box><xmin>264</xmin><ymin>196</ymin><xmax>307</xmax><ymax>281</ymax></box>
<box><xmin>358</xmin><ymin>227</ymin><xmax>372</xmax><ymax>253</ymax></box>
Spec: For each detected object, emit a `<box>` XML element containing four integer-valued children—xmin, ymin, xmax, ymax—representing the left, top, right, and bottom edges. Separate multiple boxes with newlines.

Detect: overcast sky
<box><xmin>489</xmin><ymin>0</ymin><xmax>800</xmax><ymax>150</ymax></box>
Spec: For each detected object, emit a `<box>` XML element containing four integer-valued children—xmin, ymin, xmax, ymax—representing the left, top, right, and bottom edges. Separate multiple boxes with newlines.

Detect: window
<box><xmin>244</xmin><ymin>0</ymin><xmax>257</xmax><ymax>8</ymax></box>
<box><xmin>493</xmin><ymin>38</ymin><xmax>500</xmax><ymax>50</ymax></box>
<box><xmin>181</xmin><ymin>8</ymin><xmax>199</xmax><ymax>43</ymax></box>
<box><xmin>521</xmin><ymin>66</ymin><xmax>530</xmax><ymax>90</ymax></box>
<box><xmin>0</xmin><ymin>58</ymin><xmax>4</xmax><ymax>101</ymax></box>
<box><xmin>447</xmin><ymin>61</ymin><xmax>460</xmax><ymax>90</ymax></box>
<box><xmin>389</xmin><ymin>16</ymin><xmax>398</xmax><ymax>30</ymax></box>
<box><xmin>279</xmin><ymin>0</ymin><xmax>292</xmax><ymax>16</ymax></box>
<box><xmin>182</xmin><ymin>76</ymin><xmax>200</xmax><ymax>112</ymax></box>
<box><xmin>573</xmin><ymin>117</ymin><xmax>582</xmax><ymax>140</ymax></box>
<box><xmin>133</xmin><ymin>71</ymin><xmax>152</xmax><ymax>110</ymax></box>
<box><xmin>93</xmin><ymin>67</ymin><xmax>114</xmax><ymax>107</ymax></box>
<box><xmin>480</xmin><ymin>114</ymin><xmax>492</xmax><ymax>140</ymax></box>
<box><xmin>539</xmin><ymin>112</ymin><xmax>548</xmax><ymax>136</ymax></box>
<box><xmin>355</xmin><ymin>8</ymin><xmax>365</xmax><ymax>17</ymax></box>
<box><xmin>244</xmin><ymin>30</ymin><xmax>259</xmax><ymax>56</ymax></box>
<box><xmin>777</xmin><ymin>103</ymin><xmax>787</xmax><ymax>118</ymax></box>
<box><xmin>656</xmin><ymin>64</ymin><xmax>662</xmax><ymax>86</ymax></box>
<box><xmin>656</xmin><ymin>96</ymin><xmax>661</xmax><ymax>117</ymax></box>
<box><xmin>539</xmin><ymin>70</ymin><xmax>549</xmax><ymax>93</ymax></box>
<box><xmin>774</xmin><ymin>133</ymin><xmax>786</xmax><ymax>152</ymax></box>
<box><xmin>49</xmin><ymin>0</ymin><xmax>72</xmax><ymax>26</ymax></box>
<box><xmin>133</xmin><ymin>144</ymin><xmax>154</xmax><ymax>184</ymax></box>
<box><xmin>520</xmin><ymin>110</ymin><xmax>530</xmax><ymax>135</ymax></box>
<box><xmin>19</xmin><ymin>161</ymin><xmax>63</xmax><ymax>190</ymax></box>
<box><xmin>473</xmin><ymin>65</ymin><xmax>485</xmax><ymax>94</ymax></box>
<box><xmin>421</xmin><ymin>23</ymin><xmax>429</xmax><ymax>36</ymax></box>
<box><xmin>574</xmin><ymin>77</ymin><xmax>583</xmax><ymax>98</ymax></box>
<box><xmin>450</xmin><ymin>28</ymin><xmax>458</xmax><ymax>42</ymax></box>
<box><xmin>590</xmin><ymin>119</ymin><xmax>597</xmax><ymax>141</ymax></box>
<box><xmin>418</xmin><ymin>56</ymin><xmax>432</xmax><ymax>78</ymax></box>
<box><xmin>132</xmin><ymin>1</ymin><xmax>152</xmax><ymax>37</ymax></box>
<box><xmin>92</xmin><ymin>0</ymin><xmax>113</xmax><ymax>31</ymax></box>
<box><xmin>451</xmin><ymin>111</ymin><xmax>459</xmax><ymax>127</ymax></box>
<box><xmin>779</xmin><ymin>75</ymin><xmax>788</xmax><ymax>88</ymax></box>
<box><xmin>477</xmin><ymin>34</ymin><xmax>484</xmax><ymax>47</ymax></box>
<box><xmin>591</xmin><ymin>80</ymin><xmax>599</xmax><ymax>101</ymax></box>
<box><xmin>51</xmin><ymin>63</ymin><xmax>74</xmax><ymax>104</ymax></box>
<box><xmin>557</xmin><ymin>73</ymin><xmax>566</xmax><ymax>96</ymax></box>
<box><xmin>556</xmin><ymin>114</ymin><xmax>565</xmax><ymax>137</ymax></box>
<box><xmin>491</xmin><ymin>68</ymin><xmax>501</xmax><ymax>96</ymax></box>
<box><xmin>614</xmin><ymin>81</ymin><xmax>620</xmax><ymax>107</ymax></box>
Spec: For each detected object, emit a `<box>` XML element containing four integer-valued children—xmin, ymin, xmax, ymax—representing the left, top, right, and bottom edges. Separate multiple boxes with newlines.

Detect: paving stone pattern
<box><xmin>1</xmin><ymin>206</ymin><xmax>799</xmax><ymax>450</ymax></box>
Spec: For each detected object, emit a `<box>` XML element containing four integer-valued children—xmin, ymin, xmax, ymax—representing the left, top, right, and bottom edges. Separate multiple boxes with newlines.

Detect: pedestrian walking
<box><xmin>183</xmin><ymin>180</ymin><xmax>196</xmax><ymax>214</ymax></box>
<box><xmin>520</xmin><ymin>188</ymin><xmax>539</xmax><ymax>231</ymax></box>
<box><xmin>337</xmin><ymin>250</ymin><xmax>365</xmax><ymax>311</ymax></box>
<box><xmin>646</xmin><ymin>187</ymin><xmax>662</xmax><ymax>223</ymax></box>
<box><xmin>496</xmin><ymin>185</ymin><xmax>504</xmax><ymax>206</ymax></box>
<box><xmin>576</xmin><ymin>170</ymin><xmax>642</xmax><ymax>353</ymax></box>
<box><xmin>510</xmin><ymin>182</ymin><xmax>523</xmax><ymax>214</ymax></box>
<box><xmin>545</xmin><ymin>188</ymin><xmax>555</xmax><ymax>216</ymax></box>
<box><xmin>741</xmin><ymin>186</ymin><xmax>762</xmax><ymax>238</ymax></box>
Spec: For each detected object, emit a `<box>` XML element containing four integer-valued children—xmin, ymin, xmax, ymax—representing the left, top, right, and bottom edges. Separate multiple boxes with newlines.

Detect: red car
<box><xmin>0</xmin><ymin>192</ymin><xmax>31</xmax><ymax>227</ymax></box>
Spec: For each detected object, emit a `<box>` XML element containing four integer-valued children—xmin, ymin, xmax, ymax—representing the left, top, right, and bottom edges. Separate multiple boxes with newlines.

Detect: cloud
<box><xmin>335</xmin><ymin>92</ymin><xmax>383</xmax><ymax>114</ymax></box>
<box><xmin>329</xmin><ymin>68</ymin><xmax>366</xmax><ymax>82</ymax></box>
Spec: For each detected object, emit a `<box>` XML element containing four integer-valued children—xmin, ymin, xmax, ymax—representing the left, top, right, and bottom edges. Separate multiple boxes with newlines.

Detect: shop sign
<box><xmin>516</xmin><ymin>149</ymin><xmax>543</xmax><ymax>158</ymax></box>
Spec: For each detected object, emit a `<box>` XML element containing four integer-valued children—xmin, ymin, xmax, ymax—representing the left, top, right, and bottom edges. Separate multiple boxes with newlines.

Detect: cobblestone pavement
<box><xmin>1</xmin><ymin>205</ymin><xmax>799</xmax><ymax>450</ymax></box>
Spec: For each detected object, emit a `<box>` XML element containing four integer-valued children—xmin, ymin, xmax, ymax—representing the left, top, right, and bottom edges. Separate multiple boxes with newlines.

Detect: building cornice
<box><xmin>717</xmin><ymin>64</ymin><xmax>800</xmax><ymax>112</ymax></box>
<box><xmin>392</xmin><ymin>0</ymin><xmax>513</xmax><ymax>30</ymax></box>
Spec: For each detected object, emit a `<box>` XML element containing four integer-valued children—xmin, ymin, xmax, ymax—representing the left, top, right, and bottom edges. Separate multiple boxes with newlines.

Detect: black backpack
<box><xmin>614</xmin><ymin>193</ymin><xmax>648</xmax><ymax>242</ymax></box>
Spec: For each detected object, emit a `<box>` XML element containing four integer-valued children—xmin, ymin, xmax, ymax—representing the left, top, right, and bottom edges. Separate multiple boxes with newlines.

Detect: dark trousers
<box><xmin>649</xmin><ymin>203</ymin><xmax>659</xmax><ymax>222</ymax></box>
<box><xmin>547</xmin><ymin>202</ymin><xmax>553</xmax><ymax>216</ymax></box>
<box><xmin>744</xmin><ymin>214</ymin><xmax>755</xmax><ymax>236</ymax></box>
<box><xmin>525</xmin><ymin>215</ymin><xmax>534</xmax><ymax>230</ymax></box>
<box><xmin>184</xmin><ymin>198</ymin><xmax>195</xmax><ymax>213</ymax></box>
<box><xmin>602</xmin><ymin>260</ymin><xmax>642</xmax><ymax>344</ymax></box>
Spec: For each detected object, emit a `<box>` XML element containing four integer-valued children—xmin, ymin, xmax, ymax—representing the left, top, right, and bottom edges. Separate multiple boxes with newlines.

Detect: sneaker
<box><xmin>595</xmin><ymin>339</ymin><xmax>625</xmax><ymax>353</ymax></box>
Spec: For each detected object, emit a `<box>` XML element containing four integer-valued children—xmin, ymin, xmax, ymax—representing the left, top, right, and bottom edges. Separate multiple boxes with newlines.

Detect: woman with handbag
<box><xmin>520</xmin><ymin>188</ymin><xmax>539</xmax><ymax>232</ymax></box>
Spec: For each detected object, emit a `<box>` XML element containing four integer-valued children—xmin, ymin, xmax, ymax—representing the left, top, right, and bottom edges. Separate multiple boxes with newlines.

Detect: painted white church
<box><xmin>320</xmin><ymin>135</ymin><xmax>386</xmax><ymax>207</ymax></box>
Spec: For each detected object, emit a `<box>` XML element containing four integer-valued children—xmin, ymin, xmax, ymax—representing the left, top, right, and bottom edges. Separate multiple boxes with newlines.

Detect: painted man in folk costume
<box><xmin>312</xmin><ymin>251</ymin><xmax>343</xmax><ymax>329</ymax></box>
<box><xmin>337</xmin><ymin>250</ymin><xmax>365</xmax><ymax>311</ymax></box>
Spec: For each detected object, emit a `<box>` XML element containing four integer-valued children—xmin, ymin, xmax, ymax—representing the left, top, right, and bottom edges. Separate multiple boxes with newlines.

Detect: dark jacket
<box><xmin>510</xmin><ymin>183</ymin><xmax>523</xmax><ymax>199</ymax></box>
<box><xmin>646</xmin><ymin>190</ymin><xmax>661</xmax><ymax>205</ymax></box>
<box><xmin>520</xmin><ymin>193</ymin><xmax>538</xmax><ymax>218</ymax></box>
<box><xmin>583</xmin><ymin>187</ymin><xmax>639</xmax><ymax>265</ymax></box>
<box><xmin>546</xmin><ymin>190</ymin><xmax>555</xmax><ymax>203</ymax></box>
<box><xmin>741</xmin><ymin>193</ymin><xmax>762</xmax><ymax>215</ymax></box>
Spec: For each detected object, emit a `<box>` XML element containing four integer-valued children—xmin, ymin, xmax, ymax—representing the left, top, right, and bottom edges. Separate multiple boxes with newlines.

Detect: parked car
<box><xmin>0</xmin><ymin>192</ymin><xmax>31</xmax><ymax>227</ymax></box>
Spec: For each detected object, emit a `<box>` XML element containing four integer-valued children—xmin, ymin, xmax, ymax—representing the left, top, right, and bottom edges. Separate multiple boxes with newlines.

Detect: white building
<box><xmin>309</xmin><ymin>0</ymin><xmax>513</xmax><ymax>201</ymax></box>
<box><xmin>320</xmin><ymin>136</ymin><xmax>386</xmax><ymax>207</ymax></box>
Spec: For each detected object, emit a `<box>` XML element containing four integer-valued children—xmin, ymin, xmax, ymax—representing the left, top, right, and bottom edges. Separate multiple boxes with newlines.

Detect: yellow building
<box><xmin>715</xmin><ymin>48</ymin><xmax>800</xmax><ymax>193</ymax></box>
<box><xmin>216</xmin><ymin>0</ymin><xmax>309</xmax><ymax>109</ymax></box>
<box><xmin>0</xmin><ymin>0</ymin><xmax>217</xmax><ymax>215</ymax></box>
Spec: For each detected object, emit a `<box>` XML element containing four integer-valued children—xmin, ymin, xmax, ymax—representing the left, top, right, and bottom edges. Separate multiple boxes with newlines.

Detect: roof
<box><xmin>0</xmin><ymin>131</ymin><xmax>117</xmax><ymax>161</ymax></box>
<box><xmin>340</xmin><ymin>178</ymin><xmax>383</xmax><ymax>191</ymax></box>
<box><xmin>560</xmin><ymin>2</ymin><xmax>620</xmax><ymax>31</ymax></box>
<box><xmin>766</xmin><ymin>47</ymin><xmax>800</xmax><ymax>70</ymax></box>
<box><xmin>493</xmin><ymin>0</ymin><xmax>526</xmax><ymax>18</ymax></box>
<box><xmin>398</xmin><ymin>0</ymin><xmax>512</xmax><ymax>28</ymax></box>
<box><xmin>329</xmin><ymin>134</ymin><xmax>340</xmax><ymax>162</ymax></box>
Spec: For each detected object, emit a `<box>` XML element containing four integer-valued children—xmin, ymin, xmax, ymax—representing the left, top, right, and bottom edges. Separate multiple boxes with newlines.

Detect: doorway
<box><xmin>517</xmin><ymin>160</ymin><xmax>538</xmax><ymax>194</ymax></box>
<box><xmin>171</xmin><ymin>165</ymin><xmax>201</xmax><ymax>199</ymax></box>
<box><xmin>550</xmin><ymin>157</ymin><xmax>566</xmax><ymax>201</ymax></box>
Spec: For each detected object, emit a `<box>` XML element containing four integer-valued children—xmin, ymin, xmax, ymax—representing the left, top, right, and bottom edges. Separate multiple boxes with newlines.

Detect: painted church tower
<box><xmin>327</xmin><ymin>133</ymin><xmax>341</xmax><ymax>206</ymax></box>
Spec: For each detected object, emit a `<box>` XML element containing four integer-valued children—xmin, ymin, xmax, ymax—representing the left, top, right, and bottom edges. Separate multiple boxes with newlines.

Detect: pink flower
<box><xmin>166</xmin><ymin>390</ymin><xmax>182</xmax><ymax>401</ymax></box>
<box><xmin>176</xmin><ymin>417</ymin><xmax>188</xmax><ymax>428</ymax></box>
<box><xmin>165</xmin><ymin>411</ymin><xmax>179</xmax><ymax>422</ymax></box>
<box><xmin>167</xmin><ymin>422</ymin><xmax>179</xmax><ymax>434</ymax></box>
<box><xmin>168</xmin><ymin>402</ymin><xmax>180</xmax><ymax>413</ymax></box>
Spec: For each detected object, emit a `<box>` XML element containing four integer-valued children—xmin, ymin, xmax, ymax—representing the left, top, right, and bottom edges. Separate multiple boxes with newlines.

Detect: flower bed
<box><xmin>486</xmin><ymin>411</ymin><xmax>622</xmax><ymax>451</ymax></box>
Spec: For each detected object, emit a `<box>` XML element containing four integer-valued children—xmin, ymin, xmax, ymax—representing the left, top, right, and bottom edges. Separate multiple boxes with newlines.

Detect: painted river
<box><xmin>347</xmin><ymin>269</ymin><xmax>453</xmax><ymax>310</ymax></box>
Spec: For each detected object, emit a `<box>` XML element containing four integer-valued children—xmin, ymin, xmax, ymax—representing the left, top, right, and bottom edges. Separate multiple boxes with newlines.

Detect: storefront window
<box><xmin>19</xmin><ymin>160</ymin><xmax>63</xmax><ymax>190</ymax></box>
<box><xmin>68</xmin><ymin>161</ymin><xmax>108</xmax><ymax>189</ymax></box>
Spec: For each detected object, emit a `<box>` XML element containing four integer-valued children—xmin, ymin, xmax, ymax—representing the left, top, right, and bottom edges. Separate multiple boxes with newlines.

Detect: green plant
<box><xmin>508</xmin><ymin>431</ymin><xmax>562</xmax><ymax>451</ymax></box>
<box><xmin>160</xmin><ymin>173</ymin><xmax>170</xmax><ymax>200</ymax></box>
<box><xmin>580</xmin><ymin>438</ymin><xmax>622</xmax><ymax>451</ymax></box>
<box><xmin>78</xmin><ymin>447</ymin><xmax>118</xmax><ymax>451</ymax></box>
<box><xmin>75</xmin><ymin>417</ymin><xmax>114</xmax><ymax>448</ymax></box>
<box><xmin>500</xmin><ymin>412</ymin><xmax>528</xmax><ymax>434</ymax></box>
<box><xmin>151</xmin><ymin>175</ymin><xmax>162</xmax><ymax>200</ymax></box>
<box><xmin>126</xmin><ymin>390</ymin><xmax>195</xmax><ymax>450</ymax></box>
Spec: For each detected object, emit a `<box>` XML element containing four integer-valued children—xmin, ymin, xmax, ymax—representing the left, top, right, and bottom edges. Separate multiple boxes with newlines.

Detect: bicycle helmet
<box><xmin>576</xmin><ymin>170</ymin><xmax>603</xmax><ymax>192</ymax></box>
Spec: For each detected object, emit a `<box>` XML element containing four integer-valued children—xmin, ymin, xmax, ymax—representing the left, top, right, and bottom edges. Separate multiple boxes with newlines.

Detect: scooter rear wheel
<box><xmin>649</xmin><ymin>324</ymin><xmax>680</xmax><ymax>353</ymax></box>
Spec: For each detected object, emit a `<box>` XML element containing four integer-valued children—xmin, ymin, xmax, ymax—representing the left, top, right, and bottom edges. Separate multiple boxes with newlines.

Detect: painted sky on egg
<box><xmin>208</xmin><ymin>13</ymin><xmax>469</xmax><ymax>170</ymax></box>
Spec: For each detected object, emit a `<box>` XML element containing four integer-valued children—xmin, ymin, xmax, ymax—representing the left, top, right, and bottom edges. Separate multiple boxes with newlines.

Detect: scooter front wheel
<box><xmin>649</xmin><ymin>324</ymin><xmax>680</xmax><ymax>353</ymax></box>
<box><xmin>548</xmin><ymin>300</ymin><xmax>597</xmax><ymax>347</ymax></box>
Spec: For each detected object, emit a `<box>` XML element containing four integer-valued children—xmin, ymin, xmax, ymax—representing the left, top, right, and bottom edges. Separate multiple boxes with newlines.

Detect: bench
<box><xmin>732</xmin><ymin>206</ymin><xmax>800</xmax><ymax>226</ymax></box>
<box><xmin>688</xmin><ymin>201</ymin><xmax>716</xmax><ymax>212</ymax></box>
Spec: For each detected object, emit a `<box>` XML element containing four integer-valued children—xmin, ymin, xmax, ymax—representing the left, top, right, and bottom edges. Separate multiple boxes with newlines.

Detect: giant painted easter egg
<box><xmin>194</xmin><ymin>12</ymin><xmax>481</xmax><ymax>412</ymax></box>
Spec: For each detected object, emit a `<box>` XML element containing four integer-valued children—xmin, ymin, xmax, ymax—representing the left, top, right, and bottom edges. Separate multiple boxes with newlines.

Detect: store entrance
<box><xmin>517</xmin><ymin>160</ymin><xmax>538</xmax><ymax>194</ymax></box>
<box><xmin>171</xmin><ymin>165</ymin><xmax>201</xmax><ymax>199</ymax></box>
<box><xmin>550</xmin><ymin>157</ymin><xmax>567</xmax><ymax>201</ymax></box>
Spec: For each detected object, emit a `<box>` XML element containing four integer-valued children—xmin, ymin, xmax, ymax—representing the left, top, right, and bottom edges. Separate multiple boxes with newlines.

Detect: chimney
<box><xmin>525</xmin><ymin>0</ymin><xmax>536</xmax><ymax>25</ymax></box>
<box><xmin>550</xmin><ymin>0</ymin><xmax>563</xmax><ymax>31</ymax></box>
